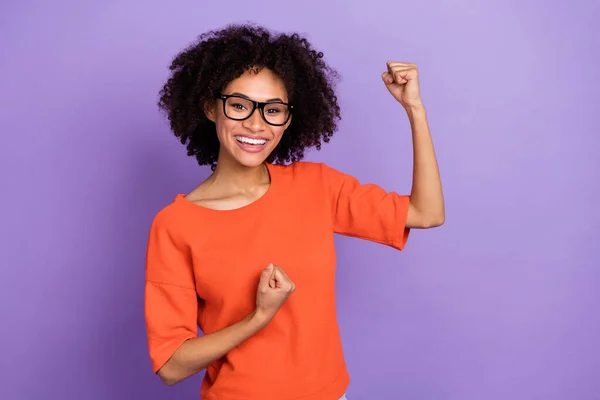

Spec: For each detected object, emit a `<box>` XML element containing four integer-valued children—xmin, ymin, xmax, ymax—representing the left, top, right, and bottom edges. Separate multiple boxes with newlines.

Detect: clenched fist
<box><xmin>382</xmin><ymin>61</ymin><xmax>423</xmax><ymax>110</ymax></box>
<box><xmin>255</xmin><ymin>264</ymin><xmax>295</xmax><ymax>323</ymax></box>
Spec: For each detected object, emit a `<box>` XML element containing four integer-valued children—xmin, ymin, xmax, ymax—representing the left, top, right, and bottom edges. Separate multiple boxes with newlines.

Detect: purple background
<box><xmin>1</xmin><ymin>0</ymin><xmax>599</xmax><ymax>399</ymax></box>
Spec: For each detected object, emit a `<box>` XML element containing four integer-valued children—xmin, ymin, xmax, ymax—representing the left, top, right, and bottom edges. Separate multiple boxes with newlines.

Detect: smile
<box><xmin>235</xmin><ymin>136</ymin><xmax>268</xmax><ymax>145</ymax></box>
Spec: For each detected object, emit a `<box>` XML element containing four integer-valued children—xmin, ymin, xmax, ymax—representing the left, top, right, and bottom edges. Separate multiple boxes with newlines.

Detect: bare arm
<box><xmin>405</xmin><ymin>105</ymin><xmax>445</xmax><ymax>228</ymax></box>
<box><xmin>383</xmin><ymin>61</ymin><xmax>445</xmax><ymax>229</ymax></box>
<box><xmin>157</xmin><ymin>264</ymin><xmax>294</xmax><ymax>386</ymax></box>
<box><xmin>157</xmin><ymin>310</ymin><xmax>269</xmax><ymax>386</ymax></box>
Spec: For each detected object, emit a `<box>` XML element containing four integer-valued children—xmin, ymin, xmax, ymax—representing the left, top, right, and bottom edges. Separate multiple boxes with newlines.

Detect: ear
<box><xmin>283</xmin><ymin>114</ymin><xmax>292</xmax><ymax>131</ymax></box>
<box><xmin>204</xmin><ymin>100</ymin><xmax>216</xmax><ymax>122</ymax></box>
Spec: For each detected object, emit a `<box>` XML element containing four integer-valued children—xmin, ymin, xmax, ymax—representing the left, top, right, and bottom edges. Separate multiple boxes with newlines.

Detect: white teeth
<box><xmin>236</xmin><ymin>136</ymin><xmax>267</xmax><ymax>145</ymax></box>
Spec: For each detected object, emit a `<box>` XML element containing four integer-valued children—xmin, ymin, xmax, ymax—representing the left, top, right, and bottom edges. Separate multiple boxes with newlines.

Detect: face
<box><xmin>206</xmin><ymin>67</ymin><xmax>292</xmax><ymax>169</ymax></box>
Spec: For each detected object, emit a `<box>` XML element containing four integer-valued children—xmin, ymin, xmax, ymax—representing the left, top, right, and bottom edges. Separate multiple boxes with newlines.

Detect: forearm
<box><xmin>158</xmin><ymin>310</ymin><xmax>269</xmax><ymax>385</ymax></box>
<box><xmin>406</xmin><ymin>105</ymin><xmax>445</xmax><ymax>228</ymax></box>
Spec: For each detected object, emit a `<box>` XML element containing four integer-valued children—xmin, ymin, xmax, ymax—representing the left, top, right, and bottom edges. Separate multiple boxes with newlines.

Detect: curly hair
<box><xmin>158</xmin><ymin>23</ymin><xmax>341</xmax><ymax>169</ymax></box>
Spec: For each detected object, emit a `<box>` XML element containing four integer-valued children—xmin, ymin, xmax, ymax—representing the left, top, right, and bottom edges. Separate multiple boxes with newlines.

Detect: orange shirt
<box><xmin>145</xmin><ymin>161</ymin><xmax>410</xmax><ymax>400</ymax></box>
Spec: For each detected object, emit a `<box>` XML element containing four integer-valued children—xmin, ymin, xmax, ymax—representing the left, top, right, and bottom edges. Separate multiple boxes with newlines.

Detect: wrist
<box><xmin>404</xmin><ymin>103</ymin><xmax>426</xmax><ymax>117</ymax></box>
<box><xmin>247</xmin><ymin>308</ymin><xmax>272</xmax><ymax>331</ymax></box>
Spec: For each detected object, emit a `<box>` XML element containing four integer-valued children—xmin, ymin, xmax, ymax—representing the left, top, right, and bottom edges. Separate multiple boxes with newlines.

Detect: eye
<box><xmin>265</xmin><ymin>103</ymin><xmax>286</xmax><ymax>114</ymax></box>
<box><xmin>231</xmin><ymin>102</ymin><xmax>247</xmax><ymax>110</ymax></box>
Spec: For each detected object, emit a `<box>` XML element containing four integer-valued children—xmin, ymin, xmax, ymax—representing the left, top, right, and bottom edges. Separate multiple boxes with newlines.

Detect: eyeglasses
<box><xmin>215</xmin><ymin>93</ymin><xmax>293</xmax><ymax>127</ymax></box>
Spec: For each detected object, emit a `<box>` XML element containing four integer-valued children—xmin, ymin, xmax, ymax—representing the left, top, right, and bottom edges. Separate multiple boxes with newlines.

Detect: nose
<box><xmin>242</xmin><ymin>108</ymin><xmax>266</xmax><ymax>132</ymax></box>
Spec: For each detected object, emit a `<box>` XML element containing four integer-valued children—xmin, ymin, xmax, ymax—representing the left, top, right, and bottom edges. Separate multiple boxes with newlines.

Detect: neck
<box><xmin>210</xmin><ymin>152</ymin><xmax>270</xmax><ymax>190</ymax></box>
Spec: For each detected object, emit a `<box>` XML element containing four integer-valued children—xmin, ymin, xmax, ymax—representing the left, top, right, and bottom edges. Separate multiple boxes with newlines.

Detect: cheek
<box><xmin>214</xmin><ymin>116</ymin><xmax>238</xmax><ymax>141</ymax></box>
<box><xmin>270</xmin><ymin>128</ymin><xmax>287</xmax><ymax>144</ymax></box>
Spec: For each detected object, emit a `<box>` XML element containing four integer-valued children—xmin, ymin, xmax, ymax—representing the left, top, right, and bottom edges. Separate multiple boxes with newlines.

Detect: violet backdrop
<box><xmin>1</xmin><ymin>0</ymin><xmax>599</xmax><ymax>399</ymax></box>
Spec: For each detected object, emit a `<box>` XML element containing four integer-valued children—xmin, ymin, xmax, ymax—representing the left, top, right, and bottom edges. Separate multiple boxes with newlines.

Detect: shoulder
<box><xmin>148</xmin><ymin>195</ymin><xmax>192</xmax><ymax>238</ymax></box>
<box><xmin>269</xmin><ymin>162</ymin><xmax>353</xmax><ymax>194</ymax></box>
<box><xmin>270</xmin><ymin>161</ymin><xmax>345</xmax><ymax>183</ymax></box>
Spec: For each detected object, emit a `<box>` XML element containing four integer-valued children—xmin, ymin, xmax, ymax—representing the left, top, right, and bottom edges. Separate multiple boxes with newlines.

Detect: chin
<box><xmin>235</xmin><ymin>154</ymin><xmax>270</xmax><ymax>168</ymax></box>
<box><xmin>225</xmin><ymin>144</ymin><xmax>275</xmax><ymax>168</ymax></box>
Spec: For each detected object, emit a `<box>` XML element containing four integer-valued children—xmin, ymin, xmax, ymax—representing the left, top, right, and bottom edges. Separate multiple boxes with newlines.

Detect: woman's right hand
<box><xmin>156</xmin><ymin>263</ymin><xmax>295</xmax><ymax>385</ymax></box>
<box><xmin>255</xmin><ymin>264</ymin><xmax>295</xmax><ymax>324</ymax></box>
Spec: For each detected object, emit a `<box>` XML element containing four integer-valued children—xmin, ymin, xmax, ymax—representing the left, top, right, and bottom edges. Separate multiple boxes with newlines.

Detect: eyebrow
<box><xmin>229</xmin><ymin>92</ymin><xmax>286</xmax><ymax>103</ymax></box>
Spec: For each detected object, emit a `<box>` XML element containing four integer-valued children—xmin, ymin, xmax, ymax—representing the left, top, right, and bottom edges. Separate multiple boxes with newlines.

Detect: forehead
<box><xmin>223</xmin><ymin>68</ymin><xmax>288</xmax><ymax>102</ymax></box>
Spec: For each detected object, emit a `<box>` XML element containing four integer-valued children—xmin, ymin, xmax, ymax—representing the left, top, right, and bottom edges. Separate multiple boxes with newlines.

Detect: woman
<box><xmin>145</xmin><ymin>24</ymin><xmax>444</xmax><ymax>400</ymax></box>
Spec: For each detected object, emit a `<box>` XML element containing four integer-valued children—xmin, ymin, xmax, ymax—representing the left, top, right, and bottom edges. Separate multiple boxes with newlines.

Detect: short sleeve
<box><xmin>322</xmin><ymin>163</ymin><xmax>411</xmax><ymax>250</ymax></box>
<box><xmin>144</xmin><ymin>212</ymin><xmax>198</xmax><ymax>373</ymax></box>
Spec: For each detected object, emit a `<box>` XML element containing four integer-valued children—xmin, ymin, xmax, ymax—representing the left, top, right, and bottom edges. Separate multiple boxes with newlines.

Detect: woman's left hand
<box><xmin>382</xmin><ymin>61</ymin><xmax>423</xmax><ymax>110</ymax></box>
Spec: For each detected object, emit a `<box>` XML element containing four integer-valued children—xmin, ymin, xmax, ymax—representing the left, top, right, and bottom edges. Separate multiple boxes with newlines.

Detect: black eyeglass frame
<box><xmin>215</xmin><ymin>93</ymin><xmax>294</xmax><ymax>127</ymax></box>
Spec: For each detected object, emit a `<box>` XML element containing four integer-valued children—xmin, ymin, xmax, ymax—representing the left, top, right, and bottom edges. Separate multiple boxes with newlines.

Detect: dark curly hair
<box><xmin>158</xmin><ymin>23</ymin><xmax>341</xmax><ymax>170</ymax></box>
